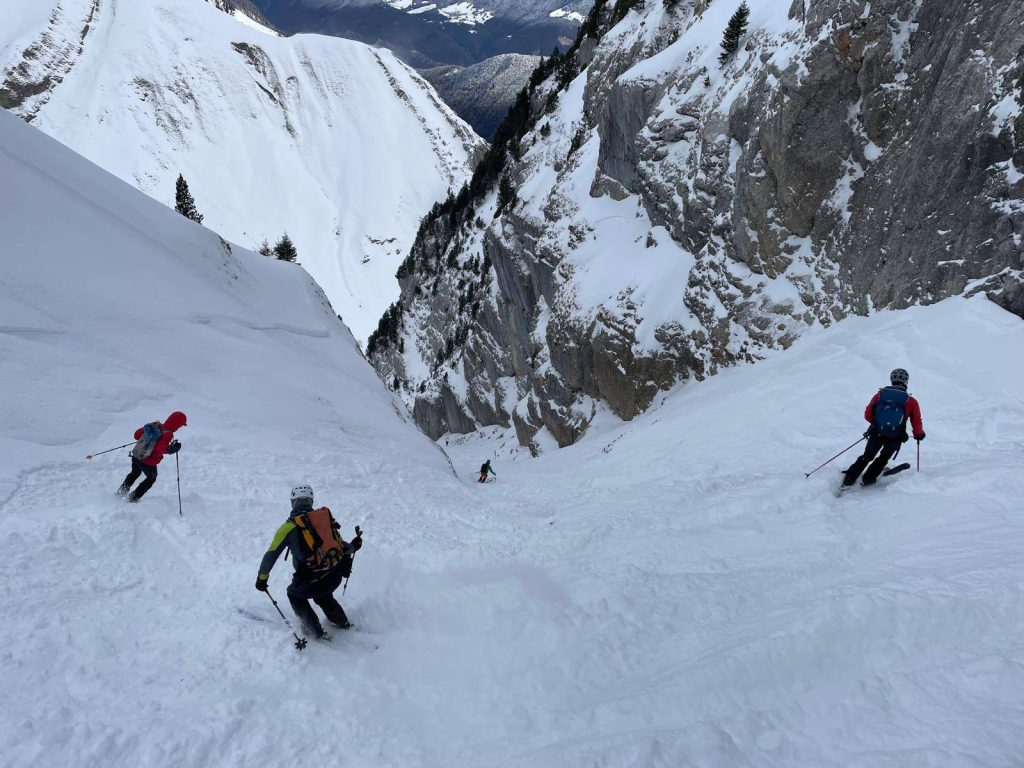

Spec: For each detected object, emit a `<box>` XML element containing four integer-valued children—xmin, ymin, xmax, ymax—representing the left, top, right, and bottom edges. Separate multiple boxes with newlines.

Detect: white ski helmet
<box><xmin>890</xmin><ymin>368</ymin><xmax>909</xmax><ymax>387</ymax></box>
<box><xmin>290</xmin><ymin>484</ymin><xmax>314</xmax><ymax>502</ymax></box>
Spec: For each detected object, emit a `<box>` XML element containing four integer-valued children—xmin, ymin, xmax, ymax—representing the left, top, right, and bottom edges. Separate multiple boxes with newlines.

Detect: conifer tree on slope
<box><xmin>719</xmin><ymin>2</ymin><xmax>750</xmax><ymax>66</ymax></box>
<box><xmin>174</xmin><ymin>174</ymin><xmax>204</xmax><ymax>224</ymax></box>
<box><xmin>274</xmin><ymin>233</ymin><xmax>298</xmax><ymax>263</ymax></box>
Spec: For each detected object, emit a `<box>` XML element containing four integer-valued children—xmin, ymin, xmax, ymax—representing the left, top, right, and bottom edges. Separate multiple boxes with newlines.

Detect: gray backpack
<box><xmin>131</xmin><ymin>422</ymin><xmax>164</xmax><ymax>460</ymax></box>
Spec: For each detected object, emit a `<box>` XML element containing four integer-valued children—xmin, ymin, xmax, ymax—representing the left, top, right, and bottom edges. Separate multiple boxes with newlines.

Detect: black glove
<box><xmin>350</xmin><ymin>535</ymin><xmax>363</xmax><ymax>553</ymax></box>
<box><xmin>915</xmin><ymin>432</ymin><xmax>925</xmax><ymax>442</ymax></box>
<box><xmin>901</xmin><ymin>432</ymin><xmax>910</xmax><ymax>443</ymax></box>
<box><xmin>863</xmin><ymin>430</ymin><xmax>872</xmax><ymax>439</ymax></box>
<box><xmin>255</xmin><ymin>576</ymin><xmax>268</xmax><ymax>592</ymax></box>
<box><xmin>167</xmin><ymin>440</ymin><xmax>181</xmax><ymax>455</ymax></box>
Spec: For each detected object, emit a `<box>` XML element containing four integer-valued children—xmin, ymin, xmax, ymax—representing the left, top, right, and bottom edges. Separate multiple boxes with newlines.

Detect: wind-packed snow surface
<box><xmin>0</xmin><ymin>0</ymin><xmax>483</xmax><ymax>345</ymax></box>
<box><xmin>2</xmin><ymin>112</ymin><xmax>1024</xmax><ymax>766</ymax></box>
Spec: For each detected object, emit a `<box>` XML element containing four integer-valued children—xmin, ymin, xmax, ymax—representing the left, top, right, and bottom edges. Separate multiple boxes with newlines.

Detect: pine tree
<box><xmin>496</xmin><ymin>174</ymin><xmax>518</xmax><ymax>213</ymax></box>
<box><xmin>718</xmin><ymin>2</ymin><xmax>750</xmax><ymax>67</ymax></box>
<box><xmin>257</xmin><ymin>239</ymin><xmax>272</xmax><ymax>257</ymax></box>
<box><xmin>174</xmin><ymin>174</ymin><xmax>204</xmax><ymax>224</ymax></box>
<box><xmin>273</xmin><ymin>232</ymin><xmax>298</xmax><ymax>263</ymax></box>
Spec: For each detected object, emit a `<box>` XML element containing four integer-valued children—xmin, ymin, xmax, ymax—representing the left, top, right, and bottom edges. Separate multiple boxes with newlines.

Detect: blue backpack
<box><xmin>873</xmin><ymin>388</ymin><xmax>909</xmax><ymax>439</ymax></box>
<box><xmin>131</xmin><ymin>421</ymin><xmax>164</xmax><ymax>460</ymax></box>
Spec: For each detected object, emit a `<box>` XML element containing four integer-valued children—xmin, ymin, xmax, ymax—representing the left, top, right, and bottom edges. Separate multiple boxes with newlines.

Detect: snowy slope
<box><xmin>0</xmin><ymin>0</ymin><xmax>484</xmax><ymax>345</ymax></box>
<box><xmin>207</xmin><ymin>0</ymin><xmax>280</xmax><ymax>34</ymax></box>
<box><xmin>3</xmin><ymin>106</ymin><xmax>1024</xmax><ymax>766</ymax></box>
<box><xmin>440</xmin><ymin>296</ymin><xmax>1024</xmax><ymax>766</ymax></box>
<box><xmin>0</xmin><ymin>106</ymin><xmax>462</xmax><ymax>762</ymax></box>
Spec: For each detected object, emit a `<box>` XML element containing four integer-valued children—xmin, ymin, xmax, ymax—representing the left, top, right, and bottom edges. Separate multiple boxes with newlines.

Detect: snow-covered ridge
<box><xmin>549</xmin><ymin>6</ymin><xmax>585</xmax><ymax>22</ymax></box>
<box><xmin>207</xmin><ymin>0</ymin><xmax>280</xmax><ymax>34</ymax></box>
<box><xmin>386</xmin><ymin>0</ymin><xmax>494</xmax><ymax>24</ymax></box>
<box><xmin>0</xmin><ymin>0</ymin><xmax>485</xmax><ymax>345</ymax></box>
<box><xmin>229</xmin><ymin>8</ymin><xmax>279</xmax><ymax>35</ymax></box>
<box><xmin>438</xmin><ymin>1</ymin><xmax>494</xmax><ymax>25</ymax></box>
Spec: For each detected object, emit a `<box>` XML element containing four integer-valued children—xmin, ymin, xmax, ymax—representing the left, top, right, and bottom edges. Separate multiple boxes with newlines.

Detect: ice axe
<box><xmin>85</xmin><ymin>442</ymin><xmax>134</xmax><ymax>460</ymax></box>
<box><xmin>342</xmin><ymin>525</ymin><xmax>362</xmax><ymax>596</ymax></box>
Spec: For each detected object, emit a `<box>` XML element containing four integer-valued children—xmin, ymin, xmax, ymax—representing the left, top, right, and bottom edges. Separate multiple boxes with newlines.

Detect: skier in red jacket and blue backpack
<box><xmin>117</xmin><ymin>411</ymin><xmax>187</xmax><ymax>502</ymax></box>
<box><xmin>842</xmin><ymin>369</ymin><xmax>924</xmax><ymax>487</ymax></box>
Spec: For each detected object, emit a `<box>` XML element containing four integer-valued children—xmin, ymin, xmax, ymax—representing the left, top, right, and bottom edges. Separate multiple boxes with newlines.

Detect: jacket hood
<box><xmin>290</xmin><ymin>498</ymin><xmax>314</xmax><ymax>518</ymax></box>
<box><xmin>164</xmin><ymin>411</ymin><xmax>187</xmax><ymax>432</ymax></box>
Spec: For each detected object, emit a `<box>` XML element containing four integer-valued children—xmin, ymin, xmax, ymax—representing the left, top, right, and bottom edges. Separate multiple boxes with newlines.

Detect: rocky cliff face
<box><xmin>370</xmin><ymin>0</ymin><xmax>1024</xmax><ymax>452</ymax></box>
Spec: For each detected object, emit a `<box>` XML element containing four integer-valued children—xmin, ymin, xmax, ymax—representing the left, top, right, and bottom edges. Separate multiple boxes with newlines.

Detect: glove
<box><xmin>167</xmin><ymin>440</ymin><xmax>181</xmax><ymax>455</ymax></box>
<box><xmin>350</xmin><ymin>535</ymin><xmax>363</xmax><ymax>553</ymax></box>
<box><xmin>901</xmin><ymin>432</ymin><xmax>910</xmax><ymax>443</ymax></box>
<box><xmin>863</xmin><ymin>430</ymin><xmax>872</xmax><ymax>439</ymax></box>
<box><xmin>255</xmin><ymin>576</ymin><xmax>268</xmax><ymax>592</ymax></box>
<box><xmin>915</xmin><ymin>432</ymin><xmax>925</xmax><ymax>442</ymax></box>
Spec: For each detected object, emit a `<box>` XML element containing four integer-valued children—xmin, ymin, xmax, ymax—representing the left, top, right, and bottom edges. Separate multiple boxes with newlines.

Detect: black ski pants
<box><xmin>844</xmin><ymin>434</ymin><xmax>902</xmax><ymax>486</ymax></box>
<box><xmin>287</xmin><ymin>568</ymin><xmax>349</xmax><ymax>636</ymax></box>
<box><xmin>120</xmin><ymin>458</ymin><xmax>158</xmax><ymax>499</ymax></box>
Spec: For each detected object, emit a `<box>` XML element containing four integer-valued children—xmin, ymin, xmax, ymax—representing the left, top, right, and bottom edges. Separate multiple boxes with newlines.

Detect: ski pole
<box><xmin>916</xmin><ymin>441</ymin><xmax>920</xmax><ymax>472</ymax></box>
<box><xmin>342</xmin><ymin>526</ymin><xmax>362</xmax><ymax>596</ymax></box>
<box><xmin>265</xmin><ymin>588</ymin><xmax>307</xmax><ymax>650</ymax></box>
<box><xmin>804</xmin><ymin>436</ymin><xmax>865</xmax><ymax>478</ymax></box>
<box><xmin>85</xmin><ymin>442</ymin><xmax>134</xmax><ymax>460</ymax></box>
<box><xmin>175</xmin><ymin>452</ymin><xmax>183</xmax><ymax>517</ymax></box>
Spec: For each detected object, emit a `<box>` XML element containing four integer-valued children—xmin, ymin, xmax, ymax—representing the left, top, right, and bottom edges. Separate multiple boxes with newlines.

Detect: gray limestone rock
<box><xmin>372</xmin><ymin>0</ymin><xmax>1024</xmax><ymax>449</ymax></box>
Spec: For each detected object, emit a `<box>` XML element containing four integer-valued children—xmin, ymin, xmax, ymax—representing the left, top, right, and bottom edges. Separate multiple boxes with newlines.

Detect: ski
<box><xmin>882</xmin><ymin>462</ymin><xmax>911</xmax><ymax>476</ymax></box>
<box><xmin>834</xmin><ymin>462</ymin><xmax>911</xmax><ymax>496</ymax></box>
<box><xmin>236</xmin><ymin>607</ymin><xmax>378</xmax><ymax>650</ymax></box>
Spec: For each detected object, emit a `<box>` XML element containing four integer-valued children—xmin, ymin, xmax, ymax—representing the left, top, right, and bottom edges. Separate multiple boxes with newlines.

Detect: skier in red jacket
<box><xmin>842</xmin><ymin>369</ymin><xmax>925</xmax><ymax>487</ymax></box>
<box><xmin>117</xmin><ymin>411</ymin><xmax>187</xmax><ymax>502</ymax></box>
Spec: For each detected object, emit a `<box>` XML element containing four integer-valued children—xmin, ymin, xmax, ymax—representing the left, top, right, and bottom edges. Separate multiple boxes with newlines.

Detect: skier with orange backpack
<box><xmin>255</xmin><ymin>485</ymin><xmax>362</xmax><ymax>640</ymax></box>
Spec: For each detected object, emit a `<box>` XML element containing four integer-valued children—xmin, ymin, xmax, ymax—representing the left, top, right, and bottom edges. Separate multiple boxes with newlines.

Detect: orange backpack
<box><xmin>293</xmin><ymin>507</ymin><xmax>344</xmax><ymax>574</ymax></box>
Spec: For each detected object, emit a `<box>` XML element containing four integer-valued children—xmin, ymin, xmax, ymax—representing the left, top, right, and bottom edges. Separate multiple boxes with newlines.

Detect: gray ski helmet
<box><xmin>290</xmin><ymin>484</ymin><xmax>314</xmax><ymax>502</ymax></box>
<box><xmin>890</xmin><ymin>368</ymin><xmax>909</xmax><ymax>387</ymax></box>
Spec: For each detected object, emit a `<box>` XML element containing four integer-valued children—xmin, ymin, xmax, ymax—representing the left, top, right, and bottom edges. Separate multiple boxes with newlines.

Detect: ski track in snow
<box><xmin>2</xmin><ymin>105</ymin><xmax>1024</xmax><ymax>766</ymax></box>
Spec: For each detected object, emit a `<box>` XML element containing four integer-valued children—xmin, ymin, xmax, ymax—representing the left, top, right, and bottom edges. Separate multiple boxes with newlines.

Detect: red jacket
<box><xmin>864</xmin><ymin>388</ymin><xmax>924</xmax><ymax>439</ymax></box>
<box><xmin>135</xmin><ymin>411</ymin><xmax>187</xmax><ymax>465</ymax></box>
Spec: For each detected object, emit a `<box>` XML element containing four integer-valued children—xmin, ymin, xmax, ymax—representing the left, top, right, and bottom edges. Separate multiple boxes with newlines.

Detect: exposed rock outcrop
<box><xmin>371</xmin><ymin>0</ymin><xmax>1024</xmax><ymax>451</ymax></box>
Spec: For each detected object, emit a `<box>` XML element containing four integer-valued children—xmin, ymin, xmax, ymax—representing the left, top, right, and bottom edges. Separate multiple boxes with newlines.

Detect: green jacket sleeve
<box><xmin>258</xmin><ymin>521</ymin><xmax>295</xmax><ymax>579</ymax></box>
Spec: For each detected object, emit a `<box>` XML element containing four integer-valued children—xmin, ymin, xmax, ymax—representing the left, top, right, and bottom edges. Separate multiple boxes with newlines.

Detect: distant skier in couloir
<box><xmin>479</xmin><ymin>460</ymin><xmax>496</xmax><ymax>483</ymax></box>
<box><xmin>117</xmin><ymin>410</ymin><xmax>186</xmax><ymax>502</ymax></box>
<box><xmin>842</xmin><ymin>368</ymin><xmax>925</xmax><ymax>487</ymax></box>
<box><xmin>255</xmin><ymin>485</ymin><xmax>362</xmax><ymax>640</ymax></box>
